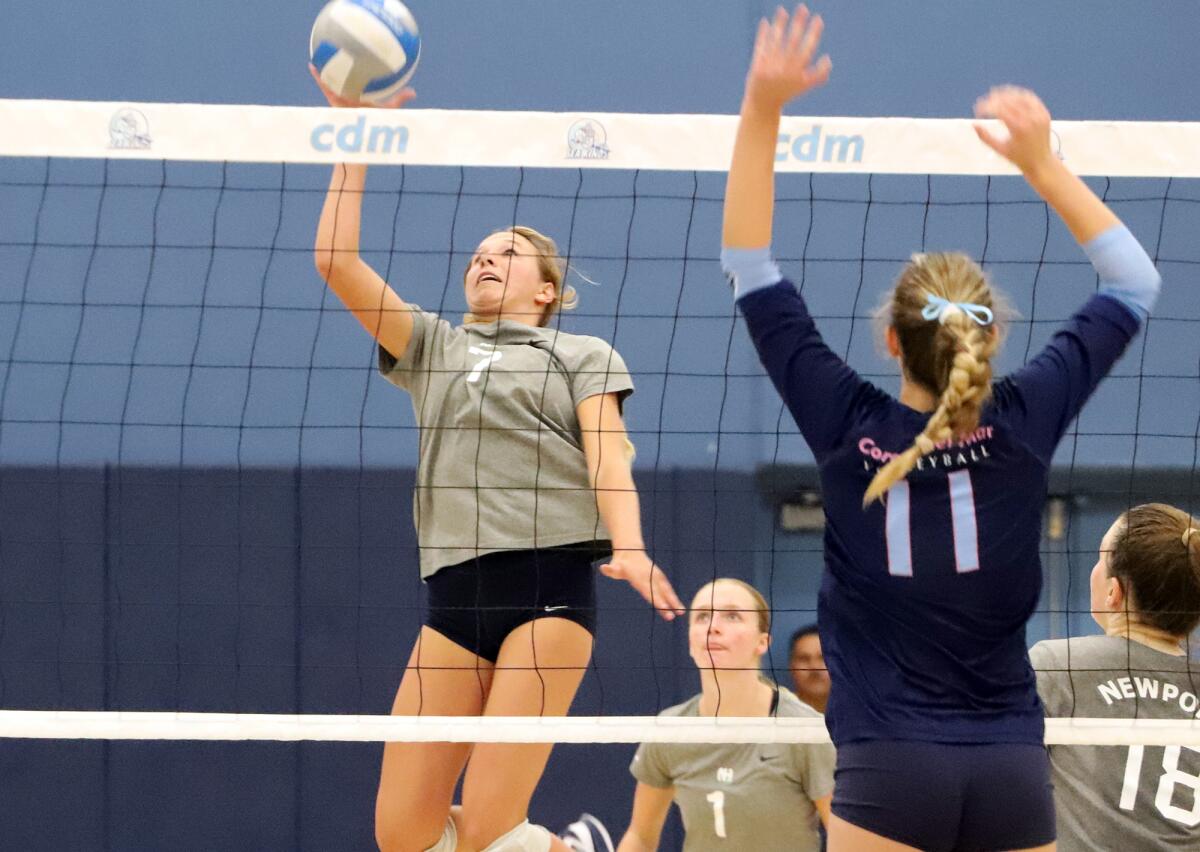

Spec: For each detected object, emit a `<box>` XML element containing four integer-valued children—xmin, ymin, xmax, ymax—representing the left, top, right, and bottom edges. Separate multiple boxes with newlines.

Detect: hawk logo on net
<box><xmin>108</xmin><ymin>109</ymin><xmax>152</xmax><ymax>151</ymax></box>
<box><xmin>567</xmin><ymin>119</ymin><xmax>611</xmax><ymax>160</ymax></box>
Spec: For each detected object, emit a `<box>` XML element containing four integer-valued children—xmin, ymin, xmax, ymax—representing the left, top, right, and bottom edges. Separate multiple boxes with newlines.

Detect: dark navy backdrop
<box><xmin>0</xmin><ymin>466</ymin><xmax>764</xmax><ymax>849</ymax></box>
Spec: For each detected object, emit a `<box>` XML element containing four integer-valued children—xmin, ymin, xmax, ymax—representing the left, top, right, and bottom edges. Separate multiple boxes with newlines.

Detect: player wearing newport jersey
<box><xmin>1031</xmin><ymin>504</ymin><xmax>1200</xmax><ymax>850</ymax></box>
<box><xmin>722</xmin><ymin>7</ymin><xmax>1161</xmax><ymax>851</ymax></box>
<box><xmin>617</xmin><ymin>579</ymin><xmax>834</xmax><ymax>852</ymax></box>
<box><xmin>310</xmin><ymin>71</ymin><xmax>684</xmax><ymax>852</ymax></box>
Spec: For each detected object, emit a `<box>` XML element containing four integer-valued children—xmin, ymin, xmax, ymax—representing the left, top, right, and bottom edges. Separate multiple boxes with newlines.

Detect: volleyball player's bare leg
<box><xmin>828</xmin><ymin>814</ymin><xmax>1056</xmax><ymax>852</ymax></box>
<box><xmin>375</xmin><ymin>626</ymin><xmax>495</xmax><ymax>852</ymax></box>
<box><xmin>455</xmin><ymin>617</ymin><xmax>592</xmax><ymax>852</ymax></box>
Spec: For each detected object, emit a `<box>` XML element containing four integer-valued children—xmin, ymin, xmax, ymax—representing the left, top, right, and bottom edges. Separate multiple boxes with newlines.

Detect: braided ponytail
<box><xmin>864</xmin><ymin>253</ymin><xmax>1000</xmax><ymax>506</ymax></box>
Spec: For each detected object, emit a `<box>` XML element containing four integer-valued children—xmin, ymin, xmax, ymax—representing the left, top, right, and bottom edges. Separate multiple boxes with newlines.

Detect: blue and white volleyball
<box><xmin>310</xmin><ymin>0</ymin><xmax>421</xmax><ymax>103</ymax></box>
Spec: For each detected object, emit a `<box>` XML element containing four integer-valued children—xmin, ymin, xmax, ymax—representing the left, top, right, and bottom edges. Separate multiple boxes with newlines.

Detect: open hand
<box><xmin>309</xmin><ymin>64</ymin><xmax>416</xmax><ymax>109</ymax></box>
<box><xmin>744</xmin><ymin>5</ymin><xmax>832</xmax><ymax>111</ymax></box>
<box><xmin>973</xmin><ymin>86</ymin><xmax>1055</xmax><ymax>176</ymax></box>
<box><xmin>600</xmin><ymin>549</ymin><xmax>685</xmax><ymax>621</ymax></box>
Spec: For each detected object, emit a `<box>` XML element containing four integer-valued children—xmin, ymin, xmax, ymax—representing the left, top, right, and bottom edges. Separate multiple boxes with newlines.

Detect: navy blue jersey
<box><xmin>738</xmin><ymin>282</ymin><xmax>1140</xmax><ymax>745</ymax></box>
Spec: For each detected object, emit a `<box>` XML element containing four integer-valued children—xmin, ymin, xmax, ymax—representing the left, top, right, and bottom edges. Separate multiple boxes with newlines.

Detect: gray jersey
<box><xmin>630</xmin><ymin>689</ymin><xmax>835</xmax><ymax>852</ymax></box>
<box><xmin>1031</xmin><ymin>636</ymin><xmax>1200</xmax><ymax>850</ymax></box>
<box><xmin>379</xmin><ymin>307</ymin><xmax>633</xmax><ymax>578</ymax></box>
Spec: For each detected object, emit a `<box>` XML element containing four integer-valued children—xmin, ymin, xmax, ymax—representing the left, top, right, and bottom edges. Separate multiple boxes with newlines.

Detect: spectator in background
<box><xmin>789</xmin><ymin>625</ymin><xmax>830</xmax><ymax>714</ymax></box>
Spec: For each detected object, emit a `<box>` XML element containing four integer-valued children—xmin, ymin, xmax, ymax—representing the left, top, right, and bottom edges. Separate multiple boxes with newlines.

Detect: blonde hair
<box><xmin>1109</xmin><ymin>503</ymin><xmax>1200</xmax><ymax>637</ymax></box>
<box><xmin>691</xmin><ymin>578</ymin><xmax>771</xmax><ymax>635</ymax></box>
<box><xmin>864</xmin><ymin>253</ymin><xmax>1002</xmax><ymax>505</ymax></box>
<box><xmin>463</xmin><ymin>226</ymin><xmax>579</xmax><ymax>327</ymax></box>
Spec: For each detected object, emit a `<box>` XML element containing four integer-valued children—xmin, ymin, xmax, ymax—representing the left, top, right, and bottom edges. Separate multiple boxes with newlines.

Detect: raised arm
<box><xmin>311</xmin><ymin>67</ymin><xmax>418</xmax><ymax>360</ymax></box>
<box><xmin>722</xmin><ymin>5</ymin><xmax>830</xmax><ymax>253</ymax></box>
<box><xmin>720</xmin><ymin>9</ymin><xmax>876</xmax><ymax>460</ymax></box>
<box><xmin>974</xmin><ymin>87</ymin><xmax>1160</xmax><ymax>319</ymax></box>
<box><xmin>977</xmin><ymin>87</ymin><xmax>1161</xmax><ymax>460</ymax></box>
<box><xmin>974</xmin><ymin>88</ymin><xmax>1115</xmax><ymax>245</ymax></box>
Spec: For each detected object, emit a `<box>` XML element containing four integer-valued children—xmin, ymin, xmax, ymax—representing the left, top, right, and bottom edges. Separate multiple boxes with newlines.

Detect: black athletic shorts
<box><xmin>424</xmin><ymin>543</ymin><xmax>601</xmax><ymax>663</ymax></box>
<box><xmin>832</xmin><ymin>740</ymin><xmax>1055</xmax><ymax>852</ymax></box>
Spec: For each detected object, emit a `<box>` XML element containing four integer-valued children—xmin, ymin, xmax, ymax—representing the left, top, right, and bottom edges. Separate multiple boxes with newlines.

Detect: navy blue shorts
<box><xmin>832</xmin><ymin>740</ymin><xmax>1055</xmax><ymax>852</ymax></box>
<box><xmin>424</xmin><ymin>544</ymin><xmax>600</xmax><ymax>663</ymax></box>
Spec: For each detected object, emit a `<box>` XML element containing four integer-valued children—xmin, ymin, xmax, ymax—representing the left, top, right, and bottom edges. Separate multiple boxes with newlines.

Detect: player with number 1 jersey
<box><xmin>619</xmin><ymin>580</ymin><xmax>834</xmax><ymax>852</ymax></box>
<box><xmin>722</xmin><ymin>7</ymin><xmax>1162</xmax><ymax>851</ymax></box>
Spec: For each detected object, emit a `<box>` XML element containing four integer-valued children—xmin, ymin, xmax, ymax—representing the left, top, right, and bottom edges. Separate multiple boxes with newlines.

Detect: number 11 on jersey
<box><xmin>886</xmin><ymin>470</ymin><xmax>980</xmax><ymax>577</ymax></box>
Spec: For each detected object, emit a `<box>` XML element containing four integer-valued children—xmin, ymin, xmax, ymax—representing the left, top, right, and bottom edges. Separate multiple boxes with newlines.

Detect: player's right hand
<box><xmin>309</xmin><ymin>64</ymin><xmax>416</xmax><ymax>109</ymax></box>
<box><xmin>744</xmin><ymin>5</ymin><xmax>832</xmax><ymax>112</ymax></box>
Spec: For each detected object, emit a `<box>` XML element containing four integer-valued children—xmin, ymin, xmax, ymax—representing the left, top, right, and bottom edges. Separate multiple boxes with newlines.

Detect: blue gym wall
<box><xmin>2</xmin><ymin>2</ymin><xmax>1200</xmax><ymax>850</ymax></box>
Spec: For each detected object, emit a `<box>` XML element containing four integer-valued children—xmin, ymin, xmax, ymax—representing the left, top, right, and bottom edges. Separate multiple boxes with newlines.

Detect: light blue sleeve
<box><xmin>720</xmin><ymin>246</ymin><xmax>782</xmax><ymax>299</ymax></box>
<box><xmin>1083</xmin><ymin>224</ymin><xmax>1161</xmax><ymax>321</ymax></box>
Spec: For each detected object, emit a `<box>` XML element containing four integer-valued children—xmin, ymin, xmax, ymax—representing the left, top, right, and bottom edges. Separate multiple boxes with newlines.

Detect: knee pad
<box><xmin>421</xmin><ymin>816</ymin><xmax>457</xmax><ymax>852</ymax></box>
<box><xmin>480</xmin><ymin>819</ymin><xmax>552</xmax><ymax>852</ymax></box>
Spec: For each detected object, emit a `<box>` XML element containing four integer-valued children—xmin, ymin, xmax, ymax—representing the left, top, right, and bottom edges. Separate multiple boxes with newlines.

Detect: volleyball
<box><xmin>310</xmin><ymin>0</ymin><xmax>421</xmax><ymax>103</ymax></box>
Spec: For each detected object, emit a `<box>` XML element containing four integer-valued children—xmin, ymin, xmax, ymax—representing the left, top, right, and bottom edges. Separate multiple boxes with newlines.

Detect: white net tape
<box><xmin>3</xmin><ymin>99</ymin><xmax>1200</xmax><ymax>175</ymax></box>
<box><xmin>2</xmin><ymin>711</ymin><xmax>1198</xmax><ymax>746</ymax></box>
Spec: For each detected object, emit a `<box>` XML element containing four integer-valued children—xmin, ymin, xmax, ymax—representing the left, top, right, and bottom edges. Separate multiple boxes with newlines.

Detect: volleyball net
<box><xmin>0</xmin><ymin>99</ymin><xmax>1198</xmax><ymax>756</ymax></box>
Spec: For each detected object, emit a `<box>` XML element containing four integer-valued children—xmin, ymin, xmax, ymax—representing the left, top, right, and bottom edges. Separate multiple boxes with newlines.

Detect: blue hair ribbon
<box><xmin>920</xmin><ymin>294</ymin><xmax>994</xmax><ymax>327</ymax></box>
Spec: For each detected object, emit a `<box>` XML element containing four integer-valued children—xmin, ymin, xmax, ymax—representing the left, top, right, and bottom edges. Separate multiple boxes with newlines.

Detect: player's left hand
<box><xmin>600</xmin><ymin>549</ymin><xmax>685</xmax><ymax>621</ymax></box>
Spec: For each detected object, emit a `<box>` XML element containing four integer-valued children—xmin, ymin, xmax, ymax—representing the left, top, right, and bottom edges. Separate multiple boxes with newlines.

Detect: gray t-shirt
<box><xmin>630</xmin><ymin>689</ymin><xmax>835</xmax><ymax>852</ymax></box>
<box><xmin>1031</xmin><ymin>636</ymin><xmax>1200</xmax><ymax>850</ymax></box>
<box><xmin>379</xmin><ymin>306</ymin><xmax>634</xmax><ymax>578</ymax></box>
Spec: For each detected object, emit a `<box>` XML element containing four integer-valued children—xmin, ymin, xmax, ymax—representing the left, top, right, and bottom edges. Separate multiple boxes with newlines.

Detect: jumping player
<box><xmin>311</xmin><ymin>69</ymin><xmax>683</xmax><ymax>852</ymax></box>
